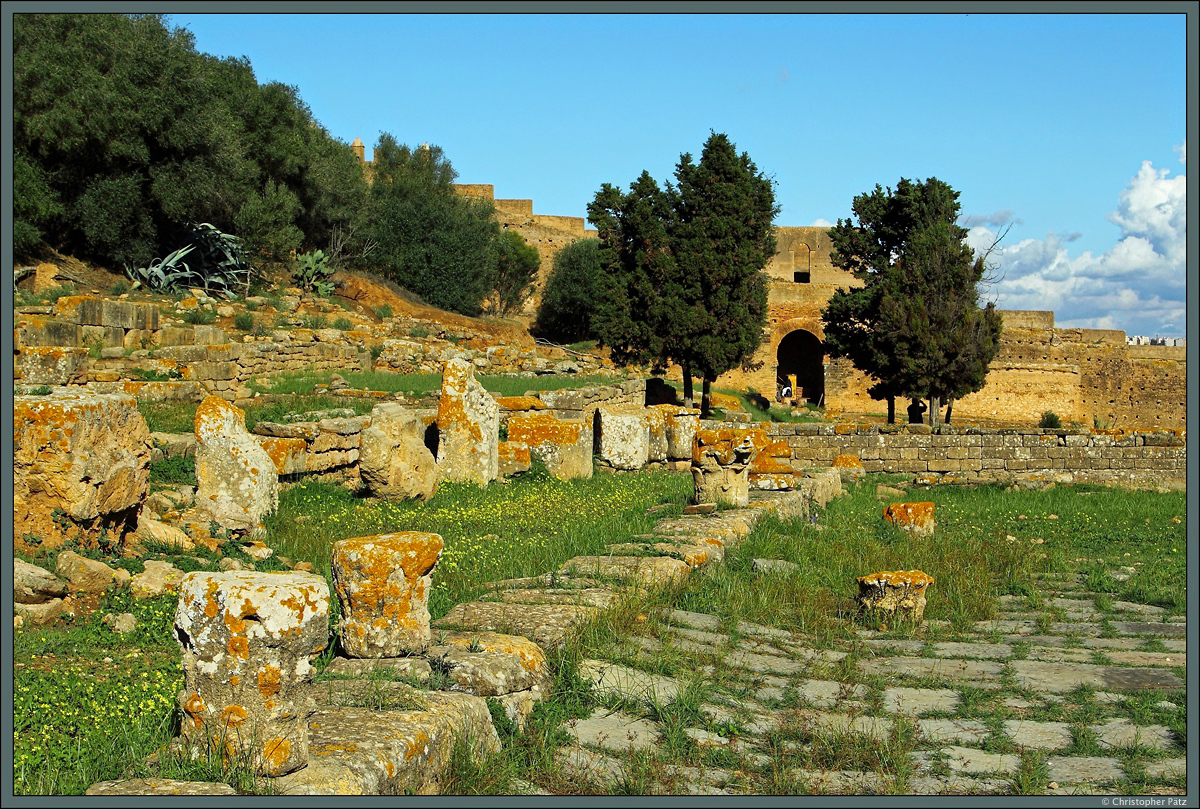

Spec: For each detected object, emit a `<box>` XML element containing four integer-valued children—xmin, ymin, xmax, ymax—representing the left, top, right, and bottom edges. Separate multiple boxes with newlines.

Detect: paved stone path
<box><xmin>435</xmin><ymin>478</ymin><xmax>1186</xmax><ymax>796</ymax></box>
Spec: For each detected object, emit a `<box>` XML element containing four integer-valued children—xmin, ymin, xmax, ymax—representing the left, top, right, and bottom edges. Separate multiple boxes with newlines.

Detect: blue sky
<box><xmin>167</xmin><ymin>11</ymin><xmax>1188</xmax><ymax>337</ymax></box>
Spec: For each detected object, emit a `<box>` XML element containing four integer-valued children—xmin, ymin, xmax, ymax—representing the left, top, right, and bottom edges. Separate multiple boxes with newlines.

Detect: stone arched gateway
<box><xmin>776</xmin><ymin>329</ymin><xmax>825</xmax><ymax>405</ymax></box>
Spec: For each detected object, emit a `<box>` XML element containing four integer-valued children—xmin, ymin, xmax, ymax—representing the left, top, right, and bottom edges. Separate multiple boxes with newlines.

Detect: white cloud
<box><xmin>810</xmin><ymin>217</ymin><xmax>833</xmax><ymax>227</ymax></box>
<box><xmin>969</xmin><ymin>143</ymin><xmax>1186</xmax><ymax>337</ymax></box>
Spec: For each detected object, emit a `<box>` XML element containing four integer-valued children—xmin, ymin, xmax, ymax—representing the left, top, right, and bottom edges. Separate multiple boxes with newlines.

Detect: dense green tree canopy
<box><xmin>490</xmin><ymin>229</ymin><xmax>540</xmax><ymax>316</ymax></box>
<box><xmin>360</xmin><ymin>135</ymin><xmax>500</xmax><ymax>316</ymax></box>
<box><xmin>13</xmin><ymin>13</ymin><xmax>367</xmax><ymax>268</ymax></box>
<box><xmin>822</xmin><ymin>177</ymin><xmax>1002</xmax><ymax>424</ymax></box>
<box><xmin>588</xmin><ymin>133</ymin><xmax>777</xmax><ymax>413</ymax></box>
<box><xmin>533</xmin><ymin>238</ymin><xmax>602</xmax><ymax>344</ymax></box>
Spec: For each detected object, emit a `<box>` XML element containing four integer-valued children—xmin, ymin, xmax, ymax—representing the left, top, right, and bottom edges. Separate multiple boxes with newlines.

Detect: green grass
<box><xmin>263</xmin><ymin>467</ymin><xmax>693</xmax><ymax>617</ymax></box>
<box><xmin>11</xmin><ymin>472</ymin><xmax>1185</xmax><ymax>795</ymax></box>
<box><xmin>247</xmin><ymin>368</ymin><xmax>627</xmax><ymax>398</ymax></box>
<box><xmin>148</xmin><ymin>455</ymin><xmax>196</xmax><ymax>485</ymax></box>
<box><xmin>15</xmin><ymin>282</ymin><xmax>77</xmax><ymax>306</ymax></box>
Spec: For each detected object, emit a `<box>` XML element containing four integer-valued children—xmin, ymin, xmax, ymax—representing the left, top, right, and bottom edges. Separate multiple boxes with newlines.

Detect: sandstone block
<box><xmin>174</xmin><ymin>571</ymin><xmax>330</xmax><ymax>776</ymax></box>
<box><xmin>497</xmin><ymin>441</ymin><xmax>532</xmax><ymax>477</ymax></box>
<box><xmin>55</xmin><ymin>550</ymin><xmax>119</xmax><ymax>594</ymax></box>
<box><xmin>856</xmin><ymin>570</ymin><xmax>934</xmax><ymax>624</ymax></box>
<box><xmin>130</xmin><ymin>560</ymin><xmax>185</xmax><ymax>599</ymax></box>
<box><xmin>331</xmin><ymin>532</ymin><xmax>443</xmax><ymax>658</ymax></box>
<box><xmin>506</xmin><ymin>412</ymin><xmax>593</xmax><ymax>480</ymax></box>
<box><xmin>253</xmin><ymin>436</ymin><xmax>308</xmax><ymax>476</ymax></box>
<box><xmin>427</xmin><ymin>631</ymin><xmax>550</xmax><ymax>697</ymax></box>
<box><xmin>193</xmin><ymin>396</ymin><xmax>279</xmax><ymax>534</ymax></box>
<box><xmin>650</xmin><ymin>405</ymin><xmax>700</xmax><ymax>460</ymax></box>
<box><xmin>14</xmin><ymin>558</ymin><xmax>68</xmax><ymax>604</ymax></box>
<box><xmin>14</xmin><ymin>391</ymin><xmax>152</xmax><ymax>550</ymax></box>
<box><xmin>882</xmin><ymin>501</ymin><xmax>936</xmax><ymax>538</ymax></box>
<box><xmin>135</xmin><ymin>517</ymin><xmax>196</xmax><ymax>552</ymax></box>
<box><xmin>596</xmin><ymin>406</ymin><xmax>650</xmax><ymax>470</ymax></box>
<box><xmin>359</xmin><ymin>403</ymin><xmax>438</xmax><ymax>501</ymax></box>
<box><xmin>435</xmin><ymin>359</ymin><xmax>499</xmax><ymax>485</ymax></box>
<box><xmin>15</xmin><ymin>345</ymin><xmax>89</xmax><ymax>385</ymax></box>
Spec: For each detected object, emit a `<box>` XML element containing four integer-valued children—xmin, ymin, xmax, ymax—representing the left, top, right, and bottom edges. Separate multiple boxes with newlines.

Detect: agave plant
<box><xmin>184</xmin><ymin>222</ymin><xmax>251</xmax><ymax>298</ymax></box>
<box><xmin>124</xmin><ymin>245</ymin><xmax>199</xmax><ymax>292</ymax></box>
<box><xmin>293</xmin><ymin>249</ymin><xmax>335</xmax><ymax>296</ymax></box>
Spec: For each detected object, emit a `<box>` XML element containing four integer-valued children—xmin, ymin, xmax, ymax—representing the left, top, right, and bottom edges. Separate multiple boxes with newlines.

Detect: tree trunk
<box><xmin>886</xmin><ymin>396</ymin><xmax>896</xmax><ymax>424</ymax></box>
<box><xmin>681</xmin><ymin>362</ymin><xmax>694</xmax><ymax>409</ymax></box>
<box><xmin>700</xmin><ymin>377</ymin><xmax>712</xmax><ymax>420</ymax></box>
<box><xmin>929</xmin><ymin>395</ymin><xmax>941</xmax><ymax>428</ymax></box>
<box><xmin>944</xmin><ymin>398</ymin><xmax>954</xmax><ymax>425</ymax></box>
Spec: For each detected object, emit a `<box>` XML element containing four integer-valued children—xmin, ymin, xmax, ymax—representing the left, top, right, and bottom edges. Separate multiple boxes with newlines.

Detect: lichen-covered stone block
<box><xmin>194</xmin><ymin>396</ymin><xmax>279</xmax><ymax>534</ymax></box>
<box><xmin>359</xmin><ymin>404</ymin><xmax>437</xmax><ymax>501</ymax></box>
<box><xmin>435</xmin><ymin>359</ymin><xmax>499</xmax><ymax>486</ymax></box>
<box><xmin>331</xmin><ymin>533</ymin><xmax>443</xmax><ymax>658</ymax></box>
<box><xmin>856</xmin><ymin>570</ymin><xmax>934</xmax><ymax>623</ymax></box>
<box><xmin>882</xmin><ymin>501</ymin><xmax>936</xmax><ymax>538</ymax></box>
<box><xmin>174</xmin><ymin>571</ymin><xmax>330</xmax><ymax>776</ymax></box>
<box><xmin>15</xmin><ymin>345</ymin><xmax>89</xmax><ymax>385</ymax></box>
<box><xmin>506</xmin><ymin>412</ymin><xmax>592</xmax><ymax>480</ymax></box>
<box><xmin>596</xmin><ymin>406</ymin><xmax>650</xmax><ymax>470</ymax></box>
<box><xmin>13</xmin><ymin>391</ymin><xmax>151</xmax><ymax>550</ymax></box>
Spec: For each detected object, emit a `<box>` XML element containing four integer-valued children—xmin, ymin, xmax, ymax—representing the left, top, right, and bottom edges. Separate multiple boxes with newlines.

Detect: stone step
<box><xmin>433</xmin><ymin>601</ymin><xmax>601</xmax><ymax>652</ymax></box>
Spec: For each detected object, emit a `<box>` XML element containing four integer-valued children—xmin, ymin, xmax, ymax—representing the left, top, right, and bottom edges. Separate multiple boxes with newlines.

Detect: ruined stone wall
<box><xmin>751</xmin><ymin>422</ymin><xmax>1186</xmax><ymax>486</ymax></box>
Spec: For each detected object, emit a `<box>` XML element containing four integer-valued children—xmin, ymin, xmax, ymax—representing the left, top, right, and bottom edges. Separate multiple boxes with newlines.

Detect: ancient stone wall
<box><xmin>744</xmin><ymin>422</ymin><xmax>1186</xmax><ymax>487</ymax></box>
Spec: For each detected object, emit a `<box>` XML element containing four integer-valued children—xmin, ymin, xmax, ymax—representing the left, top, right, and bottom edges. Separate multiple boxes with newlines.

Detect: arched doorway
<box><xmin>776</xmin><ymin>330</ymin><xmax>824</xmax><ymax>405</ymax></box>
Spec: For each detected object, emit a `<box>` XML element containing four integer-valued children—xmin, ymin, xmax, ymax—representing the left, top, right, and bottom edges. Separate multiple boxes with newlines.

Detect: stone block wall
<box><xmin>737</xmin><ymin>422</ymin><xmax>1186</xmax><ymax>486</ymax></box>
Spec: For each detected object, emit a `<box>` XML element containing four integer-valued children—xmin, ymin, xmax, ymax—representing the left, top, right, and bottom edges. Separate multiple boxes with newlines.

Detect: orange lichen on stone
<box><xmin>507</xmin><ymin>412</ymin><xmax>582</xmax><ymax>446</ymax></box>
<box><xmin>497</xmin><ymin>442</ymin><xmax>531</xmax><ymax>465</ymax></box>
<box><xmin>261</xmin><ymin>738</ymin><xmax>291</xmax><ymax>773</ymax></box>
<box><xmin>219</xmin><ymin>704</ymin><xmax>248</xmax><ymax>728</ymax></box>
<box><xmin>495</xmin><ymin>396</ymin><xmax>545</xmax><ymax>411</ymax></box>
<box><xmin>404</xmin><ymin>731</ymin><xmax>430</xmax><ymax>760</ymax></box>
<box><xmin>227</xmin><ymin>637</ymin><xmax>249</xmax><ymax>659</ymax></box>
<box><xmin>882</xmin><ymin>501</ymin><xmax>935</xmax><ymax>531</ymax></box>
<box><xmin>257</xmin><ymin>665</ymin><xmax>281</xmax><ymax>698</ymax></box>
<box><xmin>857</xmin><ymin>570</ymin><xmax>935</xmax><ymax>588</ymax></box>
<box><xmin>832</xmin><ymin>453</ymin><xmax>864</xmax><ymax>469</ymax></box>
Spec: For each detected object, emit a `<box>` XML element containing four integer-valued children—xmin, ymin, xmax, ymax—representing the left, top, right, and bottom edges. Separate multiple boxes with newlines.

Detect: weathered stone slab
<box><xmin>1045</xmin><ymin>756</ymin><xmax>1124</xmax><ymax>784</ymax></box>
<box><xmin>435</xmin><ymin>359</ymin><xmax>499</xmax><ymax>486</ymax></box>
<box><xmin>14</xmin><ymin>391</ymin><xmax>151</xmax><ymax>550</ymax></box>
<box><xmin>332</xmin><ymin>533</ymin><xmax>442</xmax><ymax>658</ymax></box>
<box><xmin>16</xmin><ymin>345</ymin><xmax>88</xmax><ymax>385</ymax></box>
<box><xmin>433</xmin><ymin>602</ymin><xmax>600</xmax><ymax>651</ymax></box>
<box><xmin>793</xmin><ymin>679</ymin><xmax>869</xmax><ymax>710</ymax></box>
<box><xmin>596</xmin><ymin>406</ymin><xmax>650</xmax><ymax>470</ymax></box>
<box><xmin>427</xmin><ymin>631</ymin><xmax>549</xmax><ymax>697</ymax></box>
<box><xmin>924</xmin><ymin>745</ymin><xmax>1021</xmax><ymax>775</ymax></box>
<box><xmin>1110</xmin><ymin>601</ymin><xmax>1166</xmax><ymax>615</ymax></box>
<box><xmin>905</xmin><ymin>775</ymin><xmax>1010</xmax><ymax>795</ymax></box>
<box><xmin>857</xmin><ymin>656</ymin><xmax>1004</xmax><ymax>683</ymax></box>
<box><xmin>579</xmin><ymin>659</ymin><xmax>682</xmax><ymax>706</ymax></box>
<box><xmin>787</xmin><ymin>712</ymin><xmax>892</xmax><ymax>742</ymax></box>
<box><xmin>883</xmin><ymin>686</ymin><xmax>958</xmax><ymax>715</ymax></box>
<box><xmin>193</xmin><ymin>396</ymin><xmax>278</xmax><ymax>534</ymax></box>
<box><xmin>930</xmin><ymin>642</ymin><xmax>1012</xmax><ymax>660</ymax></box>
<box><xmin>791</xmin><ymin>770</ymin><xmax>892</xmax><ymax>794</ymax></box>
<box><xmin>917</xmin><ymin>718</ymin><xmax>991</xmax><ymax>745</ymax></box>
<box><xmin>1110</xmin><ymin>621</ymin><xmax>1187</xmax><ymax>637</ymax></box>
<box><xmin>1009</xmin><ymin>660</ymin><xmax>1184</xmax><ymax>693</ymax></box>
<box><xmin>480</xmin><ymin>588</ymin><xmax>619</xmax><ymax>609</ymax></box>
<box><xmin>174</xmin><ymin>571</ymin><xmax>330</xmax><ymax>776</ymax></box>
<box><xmin>274</xmin><ymin>687</ymin><xmax>499</xmax><ymax>795</ymax></box>
<box><xmin>554</xmin><ymin>747</ymin><xmax>625</xmax><ymax>791</ymax></box>
<box><xmin>506</xmin><ymin>412</ymin><xmax>593</xmax><ymax>480</ymax></box>
<box><xmin>1003</xmin><ymin>720</ymin><xmax>1073</xmax><ymax>750</ymax></box>
<box><xmin>320</xmin><ymin>656</ymin><xmax>432</xmax><ymax>682</ymax></box>
<box><xmin>565</xmin><ymin>707</ymin><xmax>660</xmax><ymax>752</ymax></box>
<box><xmin>1091</xmin><ymin>718</ymin><xmax>1175</xmax><ymax>751</ymax></box>
<box><xmin>85</xmin><ymin>779</ymin><xmax>237</xmax><ymax>795</ymax></box>
<box><xmin>559</xmin><ymin>555</ymin><xmax>690</xmax><ymax>588</ymax></box>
